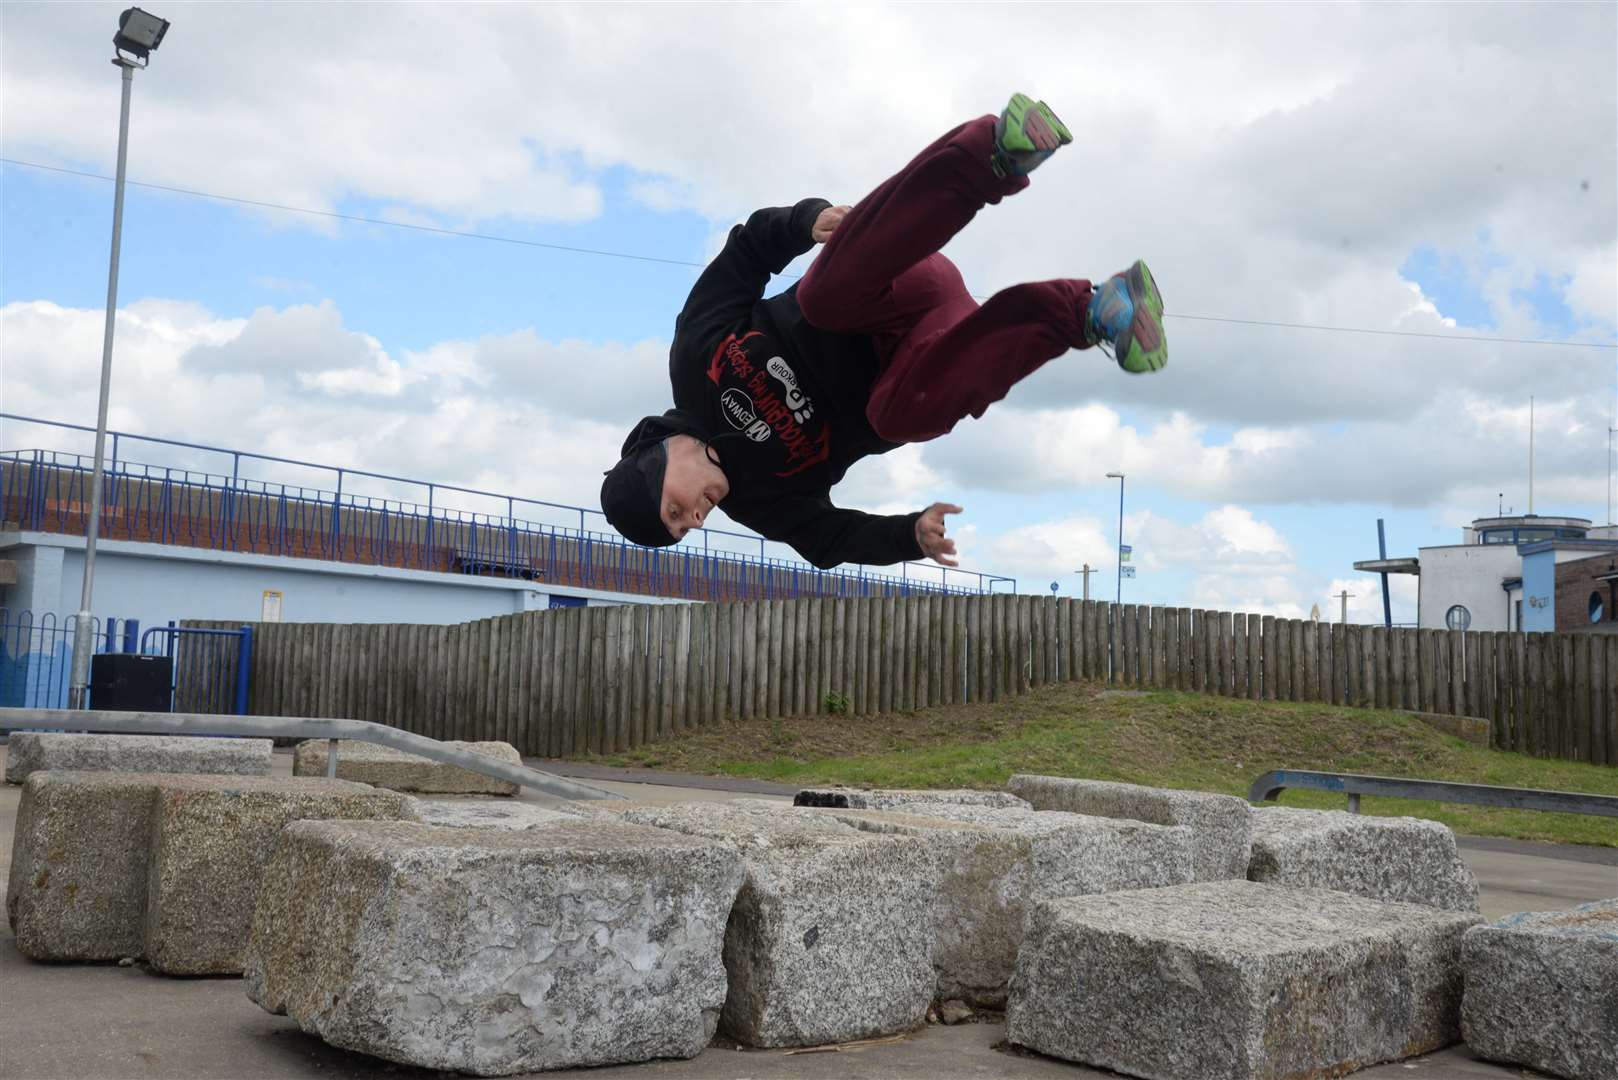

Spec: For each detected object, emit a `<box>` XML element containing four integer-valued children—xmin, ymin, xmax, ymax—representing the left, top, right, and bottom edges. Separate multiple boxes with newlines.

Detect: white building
<box><xmin>1355</xmin><ymin>515</ymin><xmax>1618</xmax><ymax>632</ymax></box>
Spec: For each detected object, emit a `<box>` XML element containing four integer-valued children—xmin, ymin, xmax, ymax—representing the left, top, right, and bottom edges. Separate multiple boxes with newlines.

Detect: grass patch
<box><xmin>586</xmin><ymin>682</ymin><xmax>1618</xmax><ymax>847</ymax></box>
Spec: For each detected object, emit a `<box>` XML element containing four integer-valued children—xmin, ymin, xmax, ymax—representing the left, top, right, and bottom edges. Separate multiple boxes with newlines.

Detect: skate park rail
<box><xmin>1249</xmin><ymin>769</ymin><xmax>1618</xmax><ymax>817</ymax></box>
<box><xmin>0</xmin><ymin>707</ymin><xmax>616</xmax><ymax>800</ymax></box>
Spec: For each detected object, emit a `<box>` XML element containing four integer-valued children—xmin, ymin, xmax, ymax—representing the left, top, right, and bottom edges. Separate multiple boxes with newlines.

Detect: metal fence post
<box><xmin>234</xmin><ymin>625</ymin><xmax>253</xmax><ymax>715</ymax></box>
<box><xmin>507</xmin><ymin>496</ymin><xmax>517</xmax><ymax>573</ymax></box>
<box><xmin>330</xmin><ymin>469</ymin><xmax>344</xmax><ymax>560</ymax></box>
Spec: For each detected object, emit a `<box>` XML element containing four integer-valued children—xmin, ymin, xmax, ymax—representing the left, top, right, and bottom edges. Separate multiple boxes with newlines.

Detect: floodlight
<box><xmin>70</xmin><ymin>5</ymin><xmax>171</xmax><ymax>709</ymax></box>
<box><xmin>114</xmin><ymin>8</ymin><xmax>169</xmax><ymax>62</ymax></box>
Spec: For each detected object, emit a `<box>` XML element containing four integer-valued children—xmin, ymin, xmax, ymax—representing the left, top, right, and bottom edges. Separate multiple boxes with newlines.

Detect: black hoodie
<box><xmin>668</xmin><ymin>198</ymin><xmax>925</xmax><ymax>570</ymax></box>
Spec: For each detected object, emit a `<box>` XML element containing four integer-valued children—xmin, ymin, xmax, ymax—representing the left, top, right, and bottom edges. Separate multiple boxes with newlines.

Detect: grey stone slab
<box><xmin>5</xmin><ymin>733</ymin><xmax>272</xmax><ymax>784</ymax></box>
<box><xmin>6</xmin><ymin>771</ymin><xmax>159</xmax><ymax>961</ymax></box>
<box><xmin>292</xmin><ymin>739</ymin><xmax>521</xmax><ymax>795</ymax></box>
<box><xmin>1462</xmin><ymin>899</ymin><xmax>1618</xmax><ymax>1080</ymax></box>
<box><xmin>143</xmin><ymin>775</ymin><xmax>416</xmax><ymax>975</ymax></box>
<box><xmin>1006</xmin><ymin>774</ymin><xmax>1252</xmax><ymax>882</ymax></box>
<box><xmin>244</xmin><ymin>819</ymin><xmax>744</xmax><ymax>1076</ymax></box>
<box><xmin>757</xmin><ymin>800</ymin><xmax>1194</xmax><ymax>1008</ymax></box>
<box><xmin>794</xmin><ymin>786</ymin><xmax>1030</xmax><ymax>811</ymax></box>
<box><xmin>408</xmin><ymin>798</ymin><xmax>577</xmax><ymax>831</ymax></box>
<box><xmin>1248</xmin><ymin>806</ymin><xmax>1481</xmax><ymax>912</ymax></box>
<box><xmin>613</xmin><ymin>802</ymin><xmax>936</xmax><ymax>1048</ymax></box>
<box><xmin>851</xmin><ymin>801</ymin><xmax>1198</xmax><ymax>898</ymax></box>
<box><xmin>1006</xmin><ymin>880</ymin><xmax>1482</xmax><ymax>1080</ymax></box>
<box><xmin>785</xmin><ymin>805</ymin><xmax>1036</xmax><ymax>1009</ymax></box>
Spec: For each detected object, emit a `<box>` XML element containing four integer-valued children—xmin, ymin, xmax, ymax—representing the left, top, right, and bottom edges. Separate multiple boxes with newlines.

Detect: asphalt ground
<box><xmin>1</xmin><ymin>745</ymin><xmax>1610</xmax><ymax>1080</ymax></box>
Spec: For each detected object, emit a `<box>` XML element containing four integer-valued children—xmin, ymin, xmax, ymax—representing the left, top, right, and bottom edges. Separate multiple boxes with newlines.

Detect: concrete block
<box><xmin>244</xmin><ymin>819</ymin><xmax>744</xmax><ymax>1076</ymax></box>
<box><xmin>852</xmin><ymin>801</ymin><xmax>1198</xmax><ymax>898</ymax></box>
<box><xmin>614</xmin><ymin>802</ymin><xmax>936</xmax><ymax>1048</ymax></box>
<box><xmin>409</xmin><ymin>798</ymin><xmax>577</xmax><ymax>831</ymax></box>
<box><xmin>760</xmin><ymin>798</ymin><xmax>1195</xmax><ymax>1007</ymax></box>
<box><xmin>6</xmin><ymin>771</ymin><xmax>158</xmax><ymax>961</ymax></box>
<box><xmin>1247</xmin><ymin>806</ymin><xmax>1481</xmax><ymax>912</ymax></box>
<box><xmin>5</xmin><ymin>732</ymin><xmax>272</xmax><ymax>784</ymax></box>
<box><xmin>1462</xmin><ymin>899</ymin><xmax>1618</xmax><ymax>1080</ymax></box>
<box><xmin>788</xmin><ymin>805</ymin><xmax>1036</xmax><ymax>1008</ymax></box>
<box><xmin>794</xmin><ymin>786</ymin><xmax>1029</xmax><ymax>811</ymax></box>
<box><xmin>1007</xmin><ymin>773</ymin><xmax>1251</xmax><ymax>881</ymax></box>
<box><xmin>292</xmin><ymin>739</ymin><xmax>521</xmax><ymax>795</ymax></box>
<box><xmin>1006</xmin><ymin>880</ymin><xmax>1481</xmax><ymax>1080</ymax></box>
<box><xmin>143</xmin><ymin>775</ymin><xmax>416</xmax><ymax>975</ymax></box>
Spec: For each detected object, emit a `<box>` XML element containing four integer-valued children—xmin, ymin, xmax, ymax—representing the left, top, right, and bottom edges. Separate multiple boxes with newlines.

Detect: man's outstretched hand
<box><xmin>812</xmin><ymin>205</ymin><xmax>851</xmax><ymax>244</ymax></box>
<box><xmin>915</xmin><ymin>502</ymin><xmax>963</xmax><ymax>568</ymax></box>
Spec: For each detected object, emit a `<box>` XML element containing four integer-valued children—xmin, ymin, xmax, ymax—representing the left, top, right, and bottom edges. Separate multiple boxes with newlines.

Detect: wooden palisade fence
<box><xmin>188</xmin><ymin>596</ymin><xmax>1617</xmax><ymax>767</ymax></box>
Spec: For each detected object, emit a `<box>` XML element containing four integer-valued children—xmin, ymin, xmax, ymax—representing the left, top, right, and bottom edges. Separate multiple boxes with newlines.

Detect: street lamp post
<box><xmin>67</xmin><ymin>8</ymin><xmax>171</xmax><ymax>711</ymax></box>
<box><xmin>1105</xmin><ymin>472</ymin><xmax>1125</xmax><ymax>606</ymax></box>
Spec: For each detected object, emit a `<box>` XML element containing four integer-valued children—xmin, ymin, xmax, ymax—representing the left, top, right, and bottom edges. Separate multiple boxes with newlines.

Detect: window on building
<box><xmin>1594</xmin><ymin>592</ymin><xmax>1607</xmax><ymax>625</ymax></box>
<box><xmin>1445</xmin><ymin>604</ymin><xmax>1472</xmax><ymax>631</ymax></box>
<box><xmin>1516</xmin><ymin>528</ymin><xmax>1553</xmax><ymax>543</ymax></box>
<box><xmin>1514</xmin><ymin>599</ymin><xmax>1522</xmax><ymax>629</ymax></box>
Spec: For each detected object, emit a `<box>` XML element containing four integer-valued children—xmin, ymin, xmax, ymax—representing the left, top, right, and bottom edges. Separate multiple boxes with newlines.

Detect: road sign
<box><xmin>1121</xmin><ymin>566</ymin><xmax>1137</xmax><ymax>579</ymax></box>
<box><xmin>1120</xmin><ymin>544</ymin><xmax>1133</xmax><ymax>562</ymax></box>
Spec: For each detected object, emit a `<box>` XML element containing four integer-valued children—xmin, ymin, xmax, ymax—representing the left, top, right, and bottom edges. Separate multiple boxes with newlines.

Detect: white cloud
<box><xmin>962</xmin><ymin>515</ymin><xmax>1114</xmax><ymax>593</ymax></box>
<box><xmin>959</xmin><ymin>501</ymin><xmax>1423</xmax><ymax>620</ymax></box>
<box><xmin>925</xmin><ymin>387</ymin><xmax>1609</xmax><ymax>512</ymax></box>
<box><xmin>0</xmin><ymin>298</ymin><xmax>637</xmax><ymax>514</ymax></box>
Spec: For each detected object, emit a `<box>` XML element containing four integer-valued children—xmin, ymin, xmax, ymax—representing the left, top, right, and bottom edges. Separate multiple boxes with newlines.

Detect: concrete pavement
<box><xmin>1</xmin><ymin>745</ymin><xmax>1609</xmax><ymax>1080</ymax></box>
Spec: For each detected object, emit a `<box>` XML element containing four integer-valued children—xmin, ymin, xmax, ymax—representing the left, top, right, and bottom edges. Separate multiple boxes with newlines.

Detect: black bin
<box><xmin>89</xmin><ymin>653</ymin><xmax>173</xmax><ymax>712</ymax></box>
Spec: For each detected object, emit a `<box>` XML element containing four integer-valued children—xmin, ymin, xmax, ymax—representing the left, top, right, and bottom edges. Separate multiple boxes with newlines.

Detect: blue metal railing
<box><xmin>1</xmin><ymin>413</ymin><xmax>1017</xmax><ymax>601</ymax></box>
<box><xmin>0</xmin><ymin>610</ymin><xmax>250</xmax><ymax>715</ymax></box>
<box><xmin>0</xmin><ymin>609</ymin><xmax>138</xmax><ymax>710</ymax></box>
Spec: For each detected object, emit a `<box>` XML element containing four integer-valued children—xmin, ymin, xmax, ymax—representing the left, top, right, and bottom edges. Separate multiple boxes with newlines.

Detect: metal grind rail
<box><xmin>1249</xmin><ymin>769</ymin><xmax>1618</xmax><ymax>818</ymax></box>
<box><xmin>0</xmin><ymin>707</ymin><xmax>615</xmax><ymax>801</ymax></box>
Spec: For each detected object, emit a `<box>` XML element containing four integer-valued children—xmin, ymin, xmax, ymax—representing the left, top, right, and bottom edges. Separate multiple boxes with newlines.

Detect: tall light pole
<box><xmin>68</xmin><ymin>8</ymin><xmax>171</xmax><ymax>710</ymax></box>
<box><xmin>1105</xmin><ymin>472</ymin><xmax>1125</xmax><ymax>606</ymax></box>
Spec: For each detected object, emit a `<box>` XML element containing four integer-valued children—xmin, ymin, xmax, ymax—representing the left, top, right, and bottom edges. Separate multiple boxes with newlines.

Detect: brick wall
<box><xmin>1556</xmin><ymin>553</ymin><xmax>1618</xmax><ymax>633</ymax></box>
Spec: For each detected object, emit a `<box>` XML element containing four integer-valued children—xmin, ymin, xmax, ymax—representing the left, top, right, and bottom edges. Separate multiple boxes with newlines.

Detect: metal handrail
<box><xmin>1</xmin><ymin>413</ymin><xmax>1020</xmax><ymax>595</ymax></box>
<box><xmin>0</xmin><ymin>707</ymin><xmax>616</xmax><ymax>801</ymax></box>
<box><xmin>1248</xmin><ymin>769</ymin><xmax>1618</xmax><ymax>818</ymax></box>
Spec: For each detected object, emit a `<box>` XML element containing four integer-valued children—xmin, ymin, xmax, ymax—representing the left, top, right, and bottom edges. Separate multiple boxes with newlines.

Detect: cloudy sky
<box><xmin>2</xmin><ymin>1</ymin><xmax>1614</xmax><ymax>621</ymax></box>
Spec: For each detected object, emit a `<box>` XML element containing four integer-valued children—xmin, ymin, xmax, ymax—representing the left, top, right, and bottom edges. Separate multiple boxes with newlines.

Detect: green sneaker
<box><xmin>992</xmin><ymin>93</ymin><xmax>1072</xmax><ymax>178</ymax></box>
<box><xmin>1086</xmin><ymin>260</ymin><xmax>1168</xmax><ymax>374</ymax></box>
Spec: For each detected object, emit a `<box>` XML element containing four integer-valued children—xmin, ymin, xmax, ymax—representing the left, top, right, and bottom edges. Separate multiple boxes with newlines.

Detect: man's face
<box><xmin>659</xmin><ymin>434</ymin><xmax>730</xmax><ymax>541</ymax></box>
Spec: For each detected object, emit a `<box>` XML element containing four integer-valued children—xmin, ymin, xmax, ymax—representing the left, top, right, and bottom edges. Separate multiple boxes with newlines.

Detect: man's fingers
<box><xmin>938</xmin><ymin>503</ymin><xmax>964</xmax><ymax>515</ymax></box>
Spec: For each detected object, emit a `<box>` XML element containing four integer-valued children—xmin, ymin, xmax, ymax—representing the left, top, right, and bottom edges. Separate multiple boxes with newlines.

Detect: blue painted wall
<box><xmin>2</xmin><ymin>534</ymin><xmax>656</xmax><ymax>653</ymax></box>
<box><xmin>1520</xmin><ymin>549</ymin><xmax>1557</xmax><ymax>632</ymax></box>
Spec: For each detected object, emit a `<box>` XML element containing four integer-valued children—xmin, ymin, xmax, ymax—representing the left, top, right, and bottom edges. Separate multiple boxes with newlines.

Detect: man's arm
<box><xmin>726</xmin><ymin>492</ymin><xmax>940</xmax><ymax>571</ymax></box>
<box><xmin>674</xmin><ymin>198</ymin><xmax>832</xmax><ymax>345</ymax></box>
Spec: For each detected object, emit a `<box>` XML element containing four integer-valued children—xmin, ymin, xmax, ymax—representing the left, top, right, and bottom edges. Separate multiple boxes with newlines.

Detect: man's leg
<box><xmin>864</xmin><ymin>276</ymin><xmax>1094</xmax><ymax>445</ymax></box>
<box><xmin>798</xmin><ymin>113</ymin><xmax>1037</xmax><ymax>336</ymax></box>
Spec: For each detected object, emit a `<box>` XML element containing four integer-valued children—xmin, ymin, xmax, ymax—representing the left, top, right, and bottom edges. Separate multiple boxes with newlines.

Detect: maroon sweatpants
<box><xmin>797</xmin><ymin>115</ymin><xmax>1094</xmax><ymax>445</ymax></box>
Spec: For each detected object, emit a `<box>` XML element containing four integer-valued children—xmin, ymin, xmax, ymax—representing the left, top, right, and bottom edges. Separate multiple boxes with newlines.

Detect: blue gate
<box><xmin>140</xmin><ymin>623</ymin><xmax>253</xmax><ymax>715</ymax></box>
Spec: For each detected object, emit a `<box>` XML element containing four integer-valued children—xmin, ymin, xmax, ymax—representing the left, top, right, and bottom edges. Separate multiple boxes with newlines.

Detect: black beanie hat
<box><xmin>600</xmin><ymin>411</ymin><xmax>709</xmax><ymax>548</ymax></box>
